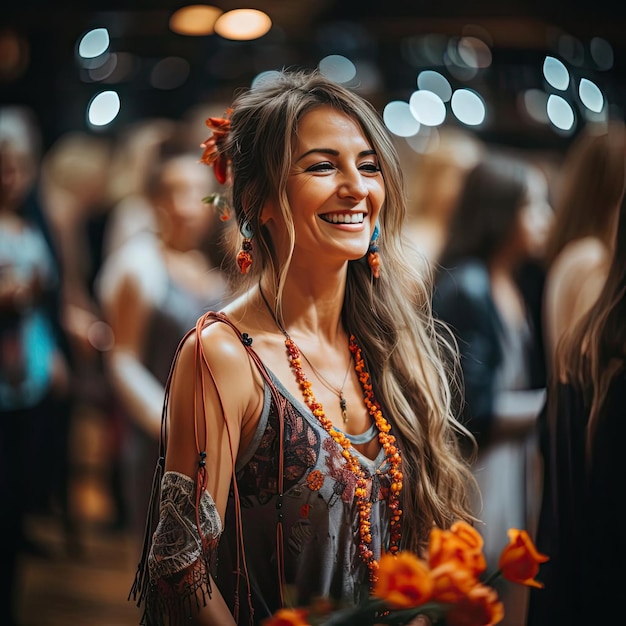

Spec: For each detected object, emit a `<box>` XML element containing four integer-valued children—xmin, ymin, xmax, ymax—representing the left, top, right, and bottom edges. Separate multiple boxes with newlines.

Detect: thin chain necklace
<box><xmin>257</xmin><ymin>282</ymin><xmax>403</xmax><ymax>585</ymax></box>
<box><xmin>259</xmin><ymin>284</ymin><xmax>353</xmax><ymax>423</ymax></box>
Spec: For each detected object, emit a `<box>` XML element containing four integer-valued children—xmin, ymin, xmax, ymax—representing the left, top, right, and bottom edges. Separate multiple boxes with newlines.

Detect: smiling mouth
<box><xmin>320</xmin><ymin>212</ymin><xmax>365</xmax><ymax>224</ymax></box>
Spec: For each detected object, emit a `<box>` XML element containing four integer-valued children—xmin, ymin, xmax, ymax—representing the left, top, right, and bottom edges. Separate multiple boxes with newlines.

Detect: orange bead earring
<box><xmin>236</xmin><ymin>221</ymin><xmax>254</xmax><ymax>274</ymax></box>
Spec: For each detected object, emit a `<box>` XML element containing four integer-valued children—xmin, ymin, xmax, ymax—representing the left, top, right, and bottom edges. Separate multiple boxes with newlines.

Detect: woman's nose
<box><xmin>337</xmin><ymin>169</ymin><xmax>367</xmax><ymax>200</ymax></box>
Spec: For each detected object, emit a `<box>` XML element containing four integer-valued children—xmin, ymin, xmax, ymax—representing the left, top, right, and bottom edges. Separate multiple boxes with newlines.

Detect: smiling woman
<box><xmin>129</xmin><ymin>68</ymin><xmax>478</xmax><ymax>626</ymax></box>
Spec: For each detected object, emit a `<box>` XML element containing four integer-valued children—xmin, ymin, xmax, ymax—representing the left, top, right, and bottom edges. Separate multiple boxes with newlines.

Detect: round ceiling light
<box><xmin>169</xmin><ymin>5</ymin><xmax>223</xmax><ymax>36</ymax></box>
<box><xmin>214</xmin><ymin>9</ymin><xmax>272</xmax><ymax>41</ymax></box>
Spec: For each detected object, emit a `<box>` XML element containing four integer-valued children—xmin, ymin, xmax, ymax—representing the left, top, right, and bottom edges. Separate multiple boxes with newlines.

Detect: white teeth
<box><xmin>322</xmin><ymin>213</ymin><xmax>364</xmax><ymax>224</ymax></box>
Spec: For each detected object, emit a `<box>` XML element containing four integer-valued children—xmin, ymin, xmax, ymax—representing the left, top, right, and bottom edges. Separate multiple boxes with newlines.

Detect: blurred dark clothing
<box><xmin>527</xmin><ymin>370</ymin><xmax>626</xmax><ymax>626</ymax></box>
<box><xmin>433</xmin><ymin>258</ymin><xmax>545</xmax><ymax>447</ymax></box>
<box><xmin>515</xmin><ymin>258</ymin><xmax>547</xmax><ymax>389</ymax></box>
<box><xmin>433</xmin><ymin>260</ymin><xmax>501</xmax><ymax>445</ymax></box>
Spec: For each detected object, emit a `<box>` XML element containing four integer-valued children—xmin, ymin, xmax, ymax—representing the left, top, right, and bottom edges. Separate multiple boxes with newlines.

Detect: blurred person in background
<box><xmin>527</xmin><ymin>184</ymin><xmax>626</xmax><ymax>626</ymax></box>
<box><xmin>103</xmin><ymin>117</ymin><xmax>177</xmax><ymax>258</ymax></box>
<box><xmin>40</xmin><ymin>131</ymin><xmax>115</xmax><ymax>366</ymax></box>
<box><xmin>542</xmin><ymin>121</ymin><xmax>625</xmax><ymax>363</ymax></box>
<box><xmin>96</xmin><ymin>129</ymin><xmax>230</xmax><ymax>554</ymax></box>
<box><xmin>402</xmin><ymin>126</ymin><xmax>484</xmax><ymax>267</ymax></box>
<box><xmin>0</xmin><ymin>106</ymin><xmax>70</xmax><ymax>626</ymax></box>
<box><xmin>432</xmin><ymin>151</ymin><xmax>553</xmax><ymax>626</ymax></box>
<box><xmin>39</xmin><ymin>130</ymin><xmax>118</xmax><ymax>541</ymax></box>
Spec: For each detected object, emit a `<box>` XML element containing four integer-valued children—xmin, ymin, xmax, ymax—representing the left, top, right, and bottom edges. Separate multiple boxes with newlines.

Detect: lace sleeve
<box><xmin>142</xmin><ymin>471</ymin><xmax>222</xmax><ymax>626</ymax></box>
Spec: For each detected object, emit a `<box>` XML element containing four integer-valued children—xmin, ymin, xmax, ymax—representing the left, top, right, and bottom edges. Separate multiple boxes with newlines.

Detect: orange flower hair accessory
<box><xmin>200</xmin><ymin>110</ymin><xmax>232</xmax><ymax>185</ymax></box>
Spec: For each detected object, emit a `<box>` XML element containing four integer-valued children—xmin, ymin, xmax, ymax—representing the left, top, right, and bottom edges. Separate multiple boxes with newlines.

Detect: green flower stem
<box><xmin>373</xmin><ymin>602</ymin><xmax>447</xmax><ymax>625</ymax></box>
<box><xmin>483</xmin><ymin>569</ymin><xmax>502</xmax><ymax>587</ymax></box>
<box><xmin>318</xmin><ymin>599</ymin><xmax>386</xmax><ymax>625</ymax></box>
<box><xmin>318</xmin><ymin>600</ymin><xmax>449</xmax><ymax>626</ymax></box>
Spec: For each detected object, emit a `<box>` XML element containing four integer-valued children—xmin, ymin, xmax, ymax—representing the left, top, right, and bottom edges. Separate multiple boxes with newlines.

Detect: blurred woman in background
<box><xmin>96</xmin><ymin>130</ymin><xmax>230</xmax><ymax>552</ymax></box>
<box><xmin>527</xmin><ymin>179</ymin><xmax>626</xmax><ymax>626</ymax></box>
<box><xmin>542</xmin><ymin>121</ymin><xmax>625</xmax><ymax>362</ymax></box>
<box><xmin>0</xmin><ymin>106</ymin><xmax>70</xmax><ymax>626</ymax></box>
<box><xmin>432</xmin><ymin>150</ymin><xmax>553</xmax><ymax>626</ymax></box>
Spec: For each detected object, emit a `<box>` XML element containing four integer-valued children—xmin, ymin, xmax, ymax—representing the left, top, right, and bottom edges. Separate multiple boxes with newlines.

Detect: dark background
<box><xmin>2</xmin><ymin>0</ymin><xmax>626</xmax><ymax>153</ymax></box>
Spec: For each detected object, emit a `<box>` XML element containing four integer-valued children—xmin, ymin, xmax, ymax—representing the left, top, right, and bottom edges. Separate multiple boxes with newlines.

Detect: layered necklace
<box><xmin>258</xmin><ymin>284</ymin><xmax>403</xmax><ymax>584</ymax></box>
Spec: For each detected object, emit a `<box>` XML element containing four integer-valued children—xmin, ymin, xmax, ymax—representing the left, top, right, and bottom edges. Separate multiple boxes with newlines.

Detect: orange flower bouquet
<box><xmin>263</xmin><ymin>523</ymin><xmax>548</xmax><ymax>626</ymax></box>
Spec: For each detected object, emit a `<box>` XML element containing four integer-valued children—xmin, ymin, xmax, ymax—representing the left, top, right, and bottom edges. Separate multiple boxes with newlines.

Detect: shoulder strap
<box><xmin>131</xmin><ymin>310</ymin><xmax>288</xmax><ymax>623</ymax></box>
<box><xmin>190</xmin><ymin>312</ymin><xmax>288</xmax><ymax>611</ymax></box>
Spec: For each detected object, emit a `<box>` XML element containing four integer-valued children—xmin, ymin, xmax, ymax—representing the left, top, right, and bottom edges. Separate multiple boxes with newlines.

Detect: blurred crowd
<box><xmin>1</xmin><ymin>98</ymin><xmax>624</xmax><ymax>626</ymax></box>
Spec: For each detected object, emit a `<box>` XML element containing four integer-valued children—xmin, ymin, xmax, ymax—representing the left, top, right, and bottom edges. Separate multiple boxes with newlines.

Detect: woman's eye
<box><xmin>359</xmin><ymin>162</ymin><xmax>380</xmax><ymax>173</ymax></box>
<box><xmin>306</xmin><ymin>162</ymin><xmax>335</xmax><ymax>172</ymax></box>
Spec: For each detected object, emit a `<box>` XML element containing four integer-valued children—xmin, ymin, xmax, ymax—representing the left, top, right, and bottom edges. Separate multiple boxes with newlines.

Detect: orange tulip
<box><xmin>450</xmin><ymin>521</ymin><xmax>484</xmax><ymax>552</ymax></box>
<box><xmin>261</xmin><ymin>608</ymin><xmax>310</xmax><ymax>626</ymax></box>
<box><xmin>498</xmin><ymin>528</ymin><xmax>549</xmax><ymax>588</ymax></box>
<box><xmin>430</xmin><ymin>561</ymin><xmax>478</xmax><ymax>604</ymax></box>
<box><xmin>445</xmin><ymin>583</ymin><xmax>504</xmax><ymax>626</ymax></box>
<box><xmin>374</xmin><ymin>551</ymin><xmax>434</xmax><ymax>609</ymax></box>
<box><xmin>428</xmin><ymin>525</ymin><xmax>487</xmax><ymax>577</ymax></box>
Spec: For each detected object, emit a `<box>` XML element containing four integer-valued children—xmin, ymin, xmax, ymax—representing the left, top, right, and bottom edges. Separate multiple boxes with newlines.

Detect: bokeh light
<box><xmin>87</xmin><ymin>90</ymin><xmax>120</xmax><ymax>127</ymax></box>
<box><xmin>214</xmin><ymin>9</ymin><xmax>272</xmax><ymax>40</ymax></box>
<box><xmin>409</xmin><ymin>90</ymin><xmax>446</xmax><ymax>126</ymax></box>
<box><xmin>383</xmin><ymin>100</ymin><xmax>420</xmax><ymax>137</ymax></box>
<box><xmin>169</xmin><ymin>5</ymin><xmax>222</xmax><ymax>36</ymax></box>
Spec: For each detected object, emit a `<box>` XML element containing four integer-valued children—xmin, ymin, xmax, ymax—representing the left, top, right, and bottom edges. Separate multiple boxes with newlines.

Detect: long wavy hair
<box><xmin>212</xmin><ymin>68</ymin><xmax>477</xmax><ymax>552</ymax></box>
<box><xmin>555</xmin><ymin>185</ymin><xmax>626</xmax><ymax>459</ymax></box>
<box><xmin>543</xmin><ymin>121</ymin><xmax>625</xmax><ymax>269</ymax></box>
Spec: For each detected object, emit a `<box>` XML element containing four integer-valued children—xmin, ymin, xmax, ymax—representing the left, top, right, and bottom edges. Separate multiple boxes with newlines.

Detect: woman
<box><xmin>527</xmin><ymin>185</ymin><xmax>626</xmax><ymax>626</ymax></box>
<box><xmin>131</xmin><ymin>69</ymin><xmax>476</xmax><ymax>626</ymax></box>
<box><xmin>0</xmin><ymin>106</ymin><xmax>70</xmax><ymax>626</ymax></box>
<box><xmin>432</xmin><ymin>151</ymin><xmax>552</xmax><ymax>625</ymax></box>
<box><xmin>542</xmin><ymin>121</ymin><xmax>625</xmax><ymax>362</ymax></box>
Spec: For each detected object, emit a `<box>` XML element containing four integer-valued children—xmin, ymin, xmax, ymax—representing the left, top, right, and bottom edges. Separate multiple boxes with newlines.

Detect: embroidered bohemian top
<box><xmin>132</xmin><ymin>312</ymin><xmax>401</xmax><ymax>626</ymax></box>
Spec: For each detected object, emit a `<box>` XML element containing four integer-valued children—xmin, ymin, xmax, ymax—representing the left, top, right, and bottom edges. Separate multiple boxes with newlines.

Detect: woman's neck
<box><xmin>259</xmin><ymin>272</ymin><xmax>346</xmax><ymax>343</ymax></box>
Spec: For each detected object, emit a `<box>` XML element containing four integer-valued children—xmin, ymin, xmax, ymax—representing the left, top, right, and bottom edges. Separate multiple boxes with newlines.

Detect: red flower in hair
<box><xmin>200</xmin><ymin>110</ymin><xmax>232</xmax><ymax>185</ymax></box>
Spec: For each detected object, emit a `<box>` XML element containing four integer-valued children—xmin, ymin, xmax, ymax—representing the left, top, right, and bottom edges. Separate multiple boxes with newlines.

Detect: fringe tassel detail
<box><xmin>129</xmin><ymin>455</ymin><xmax>164</xmax><ymax>609</ymax></box>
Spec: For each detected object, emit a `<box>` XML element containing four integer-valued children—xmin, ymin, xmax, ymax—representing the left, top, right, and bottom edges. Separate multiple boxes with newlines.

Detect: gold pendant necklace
<box><xmin>298</xmin><ymin>349</ymin><xmax>351</xmax><ymax>423</ymax></box>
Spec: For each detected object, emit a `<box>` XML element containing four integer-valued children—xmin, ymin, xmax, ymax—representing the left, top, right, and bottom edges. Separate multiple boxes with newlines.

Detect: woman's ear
<box><xmin>260</xmin><ymin>195</ymin><xmax>278</xmax><ymax>225</ymax></box>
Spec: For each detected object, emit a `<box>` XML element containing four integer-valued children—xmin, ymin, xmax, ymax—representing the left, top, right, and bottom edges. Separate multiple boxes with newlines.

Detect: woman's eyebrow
<box><xmin>295</xmin><ymin>148</ymin><xmax>377</xmax><ymax>162</ymax></box>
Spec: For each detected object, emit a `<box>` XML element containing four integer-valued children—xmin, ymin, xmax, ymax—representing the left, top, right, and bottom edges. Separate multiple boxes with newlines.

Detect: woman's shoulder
<box><xmin>434</xmin><ymin>258</ymin><xmax>491</xmax><ymax>301</ymax></box>
<box><xmin>170</xmin><ymin>311</ymin><xmax>265</xmax><ymax>426</ymax></box>
<box><xmin>548</xmin><ymin>237</ymin><xmax>609</xmax><ymax>281</ymax></box>
<box><xmin>179</xmin><ymin>311</ymin><xmax>253</xmax><ymax>372</ymax></box>
<box><xmin>545</xmin><ymin>237</ymin><xmax>609</xmax><ymax>324</ymax></box>
<box><xmin>97</xmin><ymin>234</ymin><xmax>166</xmax><ymax>303</ymax></box>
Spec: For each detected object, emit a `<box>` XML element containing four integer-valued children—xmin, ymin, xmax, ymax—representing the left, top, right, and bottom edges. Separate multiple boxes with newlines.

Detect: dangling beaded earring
<box><xmin>367</xmin><ymin>221</ymin><xmax>381</xmax><ymax>278</ymax></box>
<box><xmin>236</xmin><ymin>221</ymin><xmax>254</xmax><ymax>274</ymax></box>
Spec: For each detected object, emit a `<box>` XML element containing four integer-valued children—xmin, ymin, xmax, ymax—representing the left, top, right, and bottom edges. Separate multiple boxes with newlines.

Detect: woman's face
<box><xmin>516</xmin><ymin>167</ymin><xmax>553</xmax><ymax>260</ymax></box>
<box><xmin>263</xmin><ymin>105</ymin><xmax>385</xmax><ymax>270</ymax></box>
<box><xmin>0</xmin><ymin>142</ymin><xmax>35</xmax><ymax>211</ymax></box>
<box><xmin>155</xmin><ymin>155</ymin><xmax>217</xmax><ymax>252</ymax></box>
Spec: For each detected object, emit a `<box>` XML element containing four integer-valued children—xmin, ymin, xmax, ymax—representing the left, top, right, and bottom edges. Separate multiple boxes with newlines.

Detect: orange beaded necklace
<box><xmin>259</xmin><ymin>285</ymin><xmax>403</xmax><ymax>585</ymax></box>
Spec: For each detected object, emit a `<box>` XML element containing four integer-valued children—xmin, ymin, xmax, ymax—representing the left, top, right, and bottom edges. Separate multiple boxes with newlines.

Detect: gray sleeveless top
<box><xmin>217</xmin><ymin>368</ymin><xmax>395</xmax><ymax>624</ymax></box>
<box><xmin>133</xmin><ymin>314</ymin><xmax>402</xmax><ymax>626</ymax></box>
